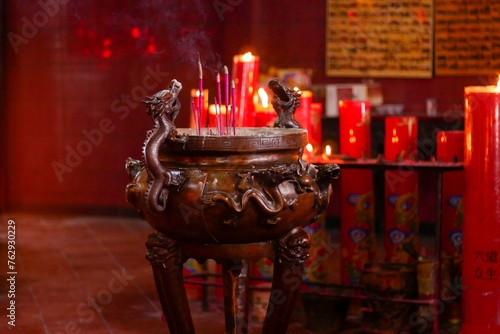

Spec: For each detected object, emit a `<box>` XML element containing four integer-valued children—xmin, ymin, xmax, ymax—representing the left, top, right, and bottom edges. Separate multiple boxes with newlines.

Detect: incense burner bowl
<box><xmin>126</xmin><ymin>127</ymin><xmax>339</xmax><ymax>244</ymax></box>
<box><xmin>124</xmin><ymin>80</ymin><xmax>339</xmax><ymax>334</ymax></box>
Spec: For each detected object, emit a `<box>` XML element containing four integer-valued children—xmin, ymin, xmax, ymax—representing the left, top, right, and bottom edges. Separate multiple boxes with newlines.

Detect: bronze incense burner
<box><xmin>125</xmin><ymin>79</ymin><xmax>339</xmax><ymax>334</ymax></box>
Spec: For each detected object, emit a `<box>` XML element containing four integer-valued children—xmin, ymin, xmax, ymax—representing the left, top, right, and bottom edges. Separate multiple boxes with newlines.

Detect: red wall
<box><xmin>1</xmin><ymin>0</ymin><xmax>222</xmax><ymax>212</ymax></box>
<box><xmin>0</xmin><ymin>0</ymin><xmax>489</xmax><ymax>213</ymax></box>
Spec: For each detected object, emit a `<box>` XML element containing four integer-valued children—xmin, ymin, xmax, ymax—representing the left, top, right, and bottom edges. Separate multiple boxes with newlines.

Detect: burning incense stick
<box><xmin>223</xmin><ymin>66</ymin><xmax>229</xmax><ymax>134</ymax></box>
<box><xmin>231</xmin><ymin>80</ymin><xmax>236</xmax><ymax>135</ymax></box>
<box><xmin>191</xmin><ymin>101</ymin><xmax>199</xmax><ymax>135</ymax></box>
<box><xmin>214</xmin><ymin>97</ymin><xmax>221</xmax><ymax>135</ymax></box>
<box><xmin>197</xmin><ymin>52</ymin><xmax>203</xmax><ymax>135</ymax></box>
<box><xmin>216</xmin><ymin>72</ymin><xmax>223</xmax><ymax>134</ymax></box>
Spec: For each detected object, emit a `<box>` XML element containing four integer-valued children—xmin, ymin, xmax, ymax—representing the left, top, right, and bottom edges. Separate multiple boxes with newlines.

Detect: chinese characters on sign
<box><xmin>473</xmin><ymin>250</ymin><xmax>498</xmax><ymax>281</ymax></box>
<box><xmin>435</xmin><ymin>0</ymin><xmax>500</xmax><ymax>75</ymax></box>
<box><xmin>326</xmin><ymin>0</ymin><xmax>433</xmax><ymax>78</ymax></box>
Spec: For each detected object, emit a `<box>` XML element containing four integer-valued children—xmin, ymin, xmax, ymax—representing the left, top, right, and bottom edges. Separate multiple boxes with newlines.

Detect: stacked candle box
<box><xmin>339</xmin><ymin>100</ymin><xmax>376</xmax><ymax>284</ymax></box>
<box><xmin>437</xmin><ymin>131</ymin><xmax>464</xmax><ymax>259</ymax></box>
<box><xmin>384</xmin><ymin>116</ymin><xmax>419</xmax><ymax>264</ymax></box>
<box><xmin>437</xmin><ymin>130</ymin><xmax>464</xmax><ymax>323</ymax></box>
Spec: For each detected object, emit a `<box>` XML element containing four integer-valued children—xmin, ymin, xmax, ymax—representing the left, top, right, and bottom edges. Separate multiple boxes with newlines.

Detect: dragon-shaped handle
<box><xmin>142</xmin><ymin>79</ymin><xmax>186</xmax><ymax>215</ymax></box>
<box><xmin>269</xmin><ymin>78</ymin><xmax>302</xmax><ymax>129</ymax></box>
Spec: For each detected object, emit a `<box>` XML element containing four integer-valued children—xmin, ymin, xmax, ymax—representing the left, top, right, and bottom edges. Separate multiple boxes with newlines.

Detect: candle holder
<box><xmin>125</xmin><ymin>79</ymin><xmax>340</xmax><ymax>334</ymax></box>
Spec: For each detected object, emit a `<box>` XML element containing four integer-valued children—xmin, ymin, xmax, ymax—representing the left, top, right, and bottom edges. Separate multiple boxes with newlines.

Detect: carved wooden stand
<box><xmin>145</xmin><ymin>227</ymin><xmax>310</xmax><ymax>334</ymax></box>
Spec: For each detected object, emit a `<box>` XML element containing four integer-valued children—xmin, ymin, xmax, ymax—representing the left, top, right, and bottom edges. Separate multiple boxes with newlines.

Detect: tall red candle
<box><xmin>232</xmin><ymin>53</ymin><xmax>259</xmax><ymax>127</ymax></box>
<box><xmin>384</xmin><ymin>116</ymin><xmax>419</xmax><ymax>264</ymax></box>
<box><xmin>339</xmin><ymin>100</ymin><xmax>371</xmax><ymax>158</ymax></box>
<box><xmin>295</xmin><ymin>90</ymin><xmax>312</xmax><ymax>133</ymax></box>
<box><xmin>339</xmin><ymin>100</ymin><xmax>375</xmax><ymax>284</ymax></box>
<box><xmin>462</xmin><ymin>84</ymin><xmax>500</xmax><ymax>334</ymax></box>
<box><xmin>309</xmin><ymin>103</ymin><xmax>323</xmax><ymax>150</ymax></box>
<box><xmin>190</xmin><ymin>89</ymin><xmax>208</xmax><ymax>130</ymax></box>
<box><xmin>255</xmin><ymin>88</ymin><xmax>274</xmax><ymax>128</ymax></box>
<box><xmin>384</xmin><ymin>116</ymin><xmax>418</xmax><ymax>161</ymax></box>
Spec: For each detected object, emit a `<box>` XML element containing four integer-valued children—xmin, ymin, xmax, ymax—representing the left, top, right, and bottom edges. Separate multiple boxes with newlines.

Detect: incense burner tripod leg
<box><xmin>145</xmin><ymin>232</ymin><xmax>195</xmax><ymax>334</ymax></box>
<box><xmin>262</xmin><ymin>227</ymin><xmax>310</xmax><ymax>334</ymax></box>
<box><xmin>222</xmin><ymin>259</ymin><xmax>250</xmax><ymax>334</ymax></box>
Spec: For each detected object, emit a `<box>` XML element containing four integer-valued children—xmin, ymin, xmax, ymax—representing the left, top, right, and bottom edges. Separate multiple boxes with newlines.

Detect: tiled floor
<box><xmin>0</xmin><ymin>214</ymin><xmax>336</xmax><ymax>334</ymax></box>
<box><xmin>0</xmin><ymin>214</ymin><xmax>459</xmax><ymax>334</ymax></box>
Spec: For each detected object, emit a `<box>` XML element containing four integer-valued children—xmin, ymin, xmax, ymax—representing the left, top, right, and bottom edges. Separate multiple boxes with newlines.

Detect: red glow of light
<box><xmin>102</xmin><ymin>49</ymin><xmax>111</xmax><ymax>58</ymax></box>
<box><xmin>147</xmin><ymin>44</ymin><xmax>156</xmax><ymax>54</ymax></box>
<box><xmin>103</xmin><ymin>39</ymin><xmax>111</xmax><ymax>46</ymax></box>
<box><xmin>348</xmin><ymin>11</ymin><xmax>355</xmax><ymax>18</ymax></box>
<box><xmin>148</xmin><ymin>35</ymin><xmax>155</xmax><ymax>42</ymax></box>
<box><xmin>131</xmin><ymin>27</ymin><xmax>140</xmax><ymax>39</ymax></box>
<box><xmin>88</xmin><ymin>29</ymin><xmax>96</xmax><ymax>39</ymax></box>
<box><xmin>77</xmin><ymin>28</ymin><xmax>84</xmax><ymax>37</ymax></box>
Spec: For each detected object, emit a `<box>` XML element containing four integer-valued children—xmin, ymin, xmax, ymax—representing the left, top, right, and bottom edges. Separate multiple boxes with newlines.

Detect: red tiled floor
<box><xmin>0</xmin><ymin>213</ymin><xmax>459</xmax><ymax>334</ymax></box>
<box><xmin>0</xmin><ymin>214</ymin><xmax>304</xmax><ymax>333</ymax></box>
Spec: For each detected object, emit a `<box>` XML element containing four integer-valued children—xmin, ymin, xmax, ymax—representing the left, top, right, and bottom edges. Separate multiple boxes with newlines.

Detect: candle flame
<box><xmin>196</xmin><ymin>90</ymin><xmax>200</xmax><ymax>97</ymax></box>
<box><xmin>325</xmin><ymin>145</ymin><xmax>332</xmax><ymax>156</ymax></box>
<box><xmin>242</xmin><ymin>52</ymin><xmax>253</xmax><ymax>62</ymax></box>
<box><xmin>258</xmin><ymin>88</ymin><xmax>268</xmax><ymax>108</ymax></box>
<box><xmin>496</xmin><ymin>74</ymin><xmax>500</xmax><ymax>92</ymax></box>
<box><xmin>306</xmin><ymin>143</ymin><xmax>313</xmax><ymax>153</ymax></box>
<box><xmin>392</xmin><ymin>127</ymin><xmax>399</xmax><ymax>143</ymax></box>
<box><xmin>209</xmin><ymin>104</ymin><xmax>227</xmax><ymax>115</ymax></box>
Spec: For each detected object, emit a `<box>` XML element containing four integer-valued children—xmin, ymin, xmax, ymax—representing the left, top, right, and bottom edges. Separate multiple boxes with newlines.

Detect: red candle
<box><xmin>295</xmin><ymin>90</ymin><xmax>312</xmax><ymax>133</ymax></box>
<box><xmin>232</xmin><ymin>52</ymin><xmax>259</xmax><ymax>127</ymax></box>
<box><xmin>339</xmin><ymin>100</ymin><xmax>371</xmax><ymax>158</ymax></box>
<box><xmin>437</xmin><ymin>131</ymin><xmax>464</xmax><ymax>162</ymax></box>
<box><xmin>462</xmin><ymin>82</ymin><xmax>500</xmax><ymax>334</ymax></box>
<box><xmin>208</xmin><ymin>104</ymin><xmax>227</xmax><ymax>130</ymax></box>
<box><xmin>190</xmin><ymin>89</ymin><xmax>208</xmax><ymax>131</ymax></box>
<box><xmin>309</xmin><ymin>103</ymin><xmax>323</xmax><ymax>150</ymax></box>
<box><xmin>384</xmin><ymin>116</ymin><xmax>418</xmax><ymax>161</ymax></box>
<box><xmin>254</xmin><ymin>87</ymin><xmax>274</xmax><ymax>128</ymax></box>
<box><xmin>384</xmin><ymin>116</ymin><xmax>419</xmax><ymax>264</ymax></box>
<box><xmin>339</xmin><ymin>99</ymin><xmax>375</xmax><ymax>284</ymax></box>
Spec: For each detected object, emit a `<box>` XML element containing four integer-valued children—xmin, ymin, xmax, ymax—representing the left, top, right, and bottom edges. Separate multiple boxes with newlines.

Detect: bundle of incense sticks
<box><xmin>194</xmin><ymin>54</ymin><xmax>237</xmax><ymax>136</ymax></box>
